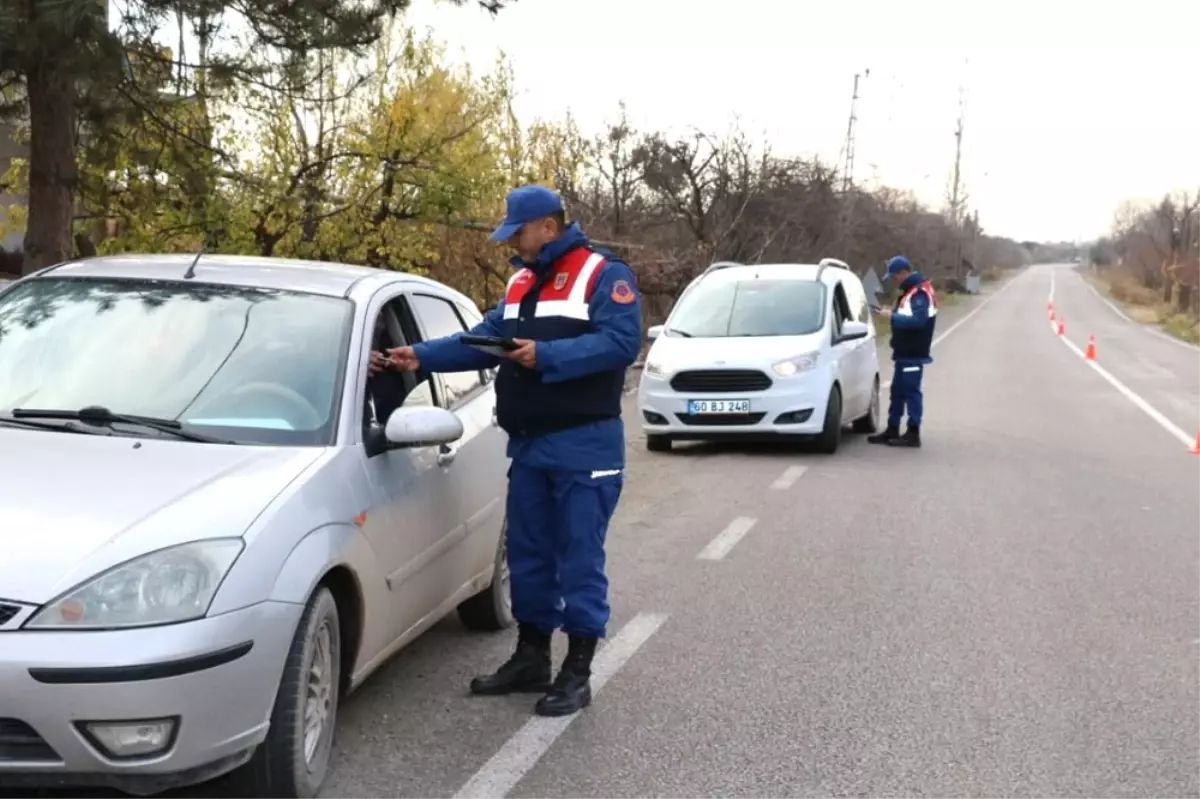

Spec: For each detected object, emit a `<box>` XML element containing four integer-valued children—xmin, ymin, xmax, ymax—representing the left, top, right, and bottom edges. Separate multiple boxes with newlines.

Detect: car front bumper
<box><xmin>0</xmin><ymin>600</ymin><xmax>302</xmax><ymax>794</ymax></box>
<box><xmin>637</xmin><ymin>371</ymin><xmax>830</xmax><ymax>438</ymax></box>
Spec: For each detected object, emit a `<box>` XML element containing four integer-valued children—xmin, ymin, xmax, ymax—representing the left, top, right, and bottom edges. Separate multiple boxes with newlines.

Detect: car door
<box><xmin>828</xmin><ymin>281</ymin><xmax>863</xmax><ymax>419</ymax></box>
<box><xmin>838</xmin><ymin>275</ymin><xmax>873</xmax><ymax>417</ymax></box>
<box><xmin>356</xmin><ymin>288</ymin><xmax>458</xmax><ymax>643</ymax></box>
<box><xmin>406</xmin><ymin>291</ymin><xmax>509</xmax><ymax>595</ymax></box>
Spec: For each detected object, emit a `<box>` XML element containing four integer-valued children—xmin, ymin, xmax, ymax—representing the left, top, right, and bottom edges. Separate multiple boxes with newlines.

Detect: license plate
<box><xmin>687</xmin><ymin>399</ymin><xmax>750</xmax><ymax>414</ymax></box>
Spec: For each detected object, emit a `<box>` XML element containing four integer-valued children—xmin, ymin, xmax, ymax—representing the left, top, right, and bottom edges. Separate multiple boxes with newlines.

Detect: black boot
<box><xmin>886</xmin><ymin>424</ymin><xmax>921</xmax><ymax>448</ymax></box>
<box><xmin>534</xmin><ymin>636</ymin><xmax>597</xmax><ymax>717</ymax></box>
<box><xmin>867</xmin><ymin>424</ymin><xmax>900</xmax><ymax>444</ymax></box>
<box><xmin>469</xmin><ymin>623</ymin><xmax>552</xmax><ymax>695</ymax></box>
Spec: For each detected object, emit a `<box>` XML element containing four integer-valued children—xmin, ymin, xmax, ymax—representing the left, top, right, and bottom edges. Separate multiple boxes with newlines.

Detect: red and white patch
<box><xmin>553</xmin><ymin>271</ymin><xmax>569</xmax><ymax>291</ymax></box>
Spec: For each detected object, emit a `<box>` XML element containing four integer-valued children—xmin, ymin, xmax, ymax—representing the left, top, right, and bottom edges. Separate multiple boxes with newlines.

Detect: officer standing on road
<box><xmin>386</xmin><ymin>184</ymin><xmax>642</xmax><ymax>717</ymax></box>
<box><xmin>869</xmin><ymin>254</ymin><xmax>937</xmax><ymax>448</ymax></box>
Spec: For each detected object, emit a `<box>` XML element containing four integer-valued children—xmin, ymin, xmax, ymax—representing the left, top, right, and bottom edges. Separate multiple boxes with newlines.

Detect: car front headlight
<box><xmin>771</xmin><ymin>351</ymin><xmax>820</xmax><ymax>377</ymax></box>
<box><xmin>25</xmin><ymin>539</ymin><xmax>245</xmax><ymax>630</ymax></box>
<box><xmin>644</xmin><ymin>359</ymin><xmax>669</xmax><ymax>377</ymax></box>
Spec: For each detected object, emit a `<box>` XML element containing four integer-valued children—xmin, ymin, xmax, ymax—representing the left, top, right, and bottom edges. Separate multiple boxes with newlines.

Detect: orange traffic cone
<box><xmin>1085</xmin><ymin>334</ymin><xmax>1096</xmax><ymax>360</ymax></box>
<box><xmin>1190</xmin><ymin>431</ymin><xmax>1200</xmax><ymax>455</ymax></box>
<box><xmin>1049</xmin><ymin>306</ymin><xmax>1056</xmax><ymax>321</ymax></box>
<box><xmin>1056</xmin><ymin>318</ymin><xmax>1065</xmax><ymax>335</ymax></box>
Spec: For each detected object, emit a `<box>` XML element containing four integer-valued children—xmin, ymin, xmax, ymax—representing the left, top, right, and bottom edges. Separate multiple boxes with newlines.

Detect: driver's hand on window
<box><xmin>385</xmin><ymin>346</ymin><xmax>420</xmax><ymax>372</ymax></box>
<box><xmin>368</xmin><ymin>350</ymin><xmax>390</xmax><ymax>376</ymax></box>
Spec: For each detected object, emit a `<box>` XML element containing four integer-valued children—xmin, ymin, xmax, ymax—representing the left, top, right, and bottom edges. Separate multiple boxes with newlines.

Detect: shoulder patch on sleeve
<box><xmin>610</xmin><ymin>279</ymin><xmax>637</xmax><ymax>304</ymax></box>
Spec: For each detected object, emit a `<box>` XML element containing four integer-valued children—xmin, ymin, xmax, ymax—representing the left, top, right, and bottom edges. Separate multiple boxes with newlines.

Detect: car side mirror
<box><xmin>384</xmin><ymin>406</ymin><xmax>463</xmax><ymax>448</ymax></box>
<box><xmin>647</xmin><ymin>324</ymin><xmax>664</xmax><ymax>340</ymax></box>
<box><xmin>837</xmin><ymin>320</ymin><xmax>870</xmax><ymax>343</ymax></box>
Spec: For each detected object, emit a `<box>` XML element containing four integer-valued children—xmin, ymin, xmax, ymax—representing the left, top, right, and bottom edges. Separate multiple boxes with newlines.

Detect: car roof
<box><xmin>698</xmin><ymin>261</ymin><xmax>856</xmax><ymax>286</ymax></box>
<box><xmin>29</xmin><ymin>253</ymin><xmax>451</xmax><ymax>299</ymax></box>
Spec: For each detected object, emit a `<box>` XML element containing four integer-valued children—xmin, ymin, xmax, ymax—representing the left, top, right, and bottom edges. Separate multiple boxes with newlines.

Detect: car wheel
<box><xmin>646</xmin><ymin>434</ymin><xmax>672</xmax><ymax>452</ymax></box>
<box><xmin>813</xmin><ymin>385</ymin><xmax>842</xmax><ymax>454</ymax></box>
<box><xmin>851</xmin><ymin>375</ymin><xmax>881</xmax><ymax>433</ymax></box>
<box><xmin>233</xmin><ymin>586</ymin><xmax>341</xmax><ymax>798</ymax></box>
<box><xmin>457</xmin><ymin>519</ymin><xmax>516</xmax><ymax>631</ymax></box>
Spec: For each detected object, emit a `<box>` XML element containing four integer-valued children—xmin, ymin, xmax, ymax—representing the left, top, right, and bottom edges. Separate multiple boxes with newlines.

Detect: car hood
<box><xmin>0</xmin><ymin>428</ymin><xmax>325</xmax><ymax>604</ymax></box>
<box><xmin>647</xmin><ymin>332</ymin><xmax>825</xmax><ymax>370</ymax></box>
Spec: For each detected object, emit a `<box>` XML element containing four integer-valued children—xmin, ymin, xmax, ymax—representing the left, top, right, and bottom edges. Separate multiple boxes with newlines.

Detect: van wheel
<box><xmin>813</xmin><ymin>385</ymin><xmax>842</xmax><ymax>454</ymax></box>
<box><xmin>646</xmin><ymin>434</ymin><xmax>672</xmax><ymax>452</ymax></box>
<box><xmin>458</xmin><ymin>520</ymin><xmax>515</xmax><ymax>631</ymax></box>
<box><xmin>852</xmin><ymin>376</ymin><xmax>881</xmax><ymax>433</ymax></box>
<box><xmin>232</xmin><ymin>586</ymin><xmax>341</xmax><ymax>798</ymax></box>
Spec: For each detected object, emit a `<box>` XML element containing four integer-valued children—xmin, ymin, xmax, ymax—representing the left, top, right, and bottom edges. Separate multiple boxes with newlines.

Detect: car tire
<box><xmin>851</xmin><ymin>375</ymin><xmax>881</xmax><ymax>433</ymax></box>
<box><xmin>457</xmin><ymin>520</ymin><xmax>516</xmax><ymax>631</ymax></box>
<box><xmin>813</xmin><ymin>385</ymin><xmax>842</xmax><ymax>454</ymax></box>
<box><xmin>646</xmin><ymin>434</ymin><xmax>672</xmax><ymax>452</ymax></box>
<box><xmin>232</xmin><ymin>586</ymin><xmax>341</xmax><ymax>798</ymax></box>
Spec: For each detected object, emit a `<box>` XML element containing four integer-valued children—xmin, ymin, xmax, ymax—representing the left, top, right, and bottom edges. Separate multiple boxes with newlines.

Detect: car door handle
<box><xmin>437</xmin><ymin>445</ymin><xmax>456</xmax><ymax>467</ymax></box>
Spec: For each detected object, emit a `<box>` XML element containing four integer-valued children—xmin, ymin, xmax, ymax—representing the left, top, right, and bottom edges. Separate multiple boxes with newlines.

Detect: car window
<box><xmin>409</xmin><ymin>293</ymin><xmax>483</xmax><ymax>406</ymax></box>
<box><xmin>832</xmin><ymin>282</ymin><xmax>853</xmax><ymax>337</ymax></box>
<box><xmin>666</xmin><ymin>278</ymin><xmax>826</xmax><ymax>338</ymax></box>
<box><xmin>841</xmin><ymin>276</ymin><xmax>869</xmax><ymax>323</ymax></box>
<box><xmin>363</xmin><ymin>298</ymin><xmax>439</xmax><ymax>429</ymax></box>
<box><xmin>456</xmin><ymin>301</ymin><xmax>484</xmax><ymax>329</ymax></box>
<box><xmin>0</xmin><ymin>276</ymin><xmax>351</xmax><ymax>446</ymax></box>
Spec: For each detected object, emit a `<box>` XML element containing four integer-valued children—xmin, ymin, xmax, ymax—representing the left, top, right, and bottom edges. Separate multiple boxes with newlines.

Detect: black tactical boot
<box><xmin>886</xmin><ymin>424</ymin><xmax>921</xmax><ymax>448</ymax></box>
<box><xmin>534</xmin><ymin>636</ymin><xmax>597</xmax><ymax>717</ymax></box>
<box><xmin>867</xmin><ymin>425</ymin><xmax>900</xmax><ymax>444</ymax></box>
<box><xmin>470</xmin><ymin>623</ymin><xmax>552</xmax><ymax>695</ymax></box>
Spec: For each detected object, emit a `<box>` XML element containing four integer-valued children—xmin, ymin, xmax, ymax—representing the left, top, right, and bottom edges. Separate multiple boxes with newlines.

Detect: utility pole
<box><xmin>948</xmin><ymin>82</ymin><xmax>966</xmax><ymax>280</ymax></box>
<box><xmin>841</xmin><ymin>69</ymin><xmax>869</xmax><ymax>194</ymax></box>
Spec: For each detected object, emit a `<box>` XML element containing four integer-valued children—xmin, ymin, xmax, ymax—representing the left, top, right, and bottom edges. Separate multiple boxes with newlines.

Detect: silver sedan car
<box><xmin>0</xmin><ymin>254</ymin><xmax>513</xmax><ymax>796</ymax></box>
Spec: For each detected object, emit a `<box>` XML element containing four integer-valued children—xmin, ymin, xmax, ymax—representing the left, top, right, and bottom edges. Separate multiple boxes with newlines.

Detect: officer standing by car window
<box><xmin>869</xmin><ymin>254</ymin><xmax>937</xmax><ymax>448</ymax></box>
<box><xmin>386</xmin><ymin>184</ymin><xmax>642</xmax><ymax>717</ymax></box>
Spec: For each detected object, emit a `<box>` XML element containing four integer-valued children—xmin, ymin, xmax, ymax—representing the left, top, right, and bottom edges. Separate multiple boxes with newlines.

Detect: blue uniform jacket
<box><xmin>412</xmin><ymin>224</ymin><xmax>642</xmax><ymax>472</ymax></box>
<box><xmin>890</xmin><ymin>271</ymin><xmax>934</xmax><ymax>366</ymax></box>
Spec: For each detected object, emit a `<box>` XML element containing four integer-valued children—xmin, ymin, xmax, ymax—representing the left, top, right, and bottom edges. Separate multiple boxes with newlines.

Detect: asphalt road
<box><xmin>11</xmin><ymin>264</ymin><xmax>1200</xmax><ymax>798</ymax></box>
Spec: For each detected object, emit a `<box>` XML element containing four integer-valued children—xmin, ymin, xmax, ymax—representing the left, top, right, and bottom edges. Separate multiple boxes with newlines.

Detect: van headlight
<box><xmin>644</xmin><ymin>359</ymin><xmax>669</xmax><ymax>377</ymax></box>
<box><xmin>24</xmin><ymin>539</ymin><xmax>244</xmax><ymax>630</ymax></box>
<box><xmin>771</xmin><ymin>352</ymin><xmax>819</xmax><ymax>377</ymax></box>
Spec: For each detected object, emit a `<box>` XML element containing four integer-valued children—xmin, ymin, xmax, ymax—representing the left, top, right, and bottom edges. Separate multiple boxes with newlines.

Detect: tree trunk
<box><xmin>21</xmin><ymin>64</ymin><xmax>78</xmax><ymax>275</ymax></box>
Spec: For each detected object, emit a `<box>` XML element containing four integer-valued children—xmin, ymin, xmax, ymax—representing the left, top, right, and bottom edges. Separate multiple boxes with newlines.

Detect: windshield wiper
<box><xmin>11</xmin><ymin>406</ymin><xmax>235</xmax><ymax>444</ymax></box>
<box><xmin>0</xmin><ymin>416</ymin><xmax>108</xmax><ymax>435</ymax></box>
<box><xmin>666</xmin><ymin>328</ymin><xmax>695</xmax><ymax>338</ymax></box>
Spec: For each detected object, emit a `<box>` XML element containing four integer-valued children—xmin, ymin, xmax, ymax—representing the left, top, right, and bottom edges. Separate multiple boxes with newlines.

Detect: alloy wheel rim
<box><xmin>303</xmin><ymin>620</ymin><xmax>334</xmax><ymax>764</ymax></box>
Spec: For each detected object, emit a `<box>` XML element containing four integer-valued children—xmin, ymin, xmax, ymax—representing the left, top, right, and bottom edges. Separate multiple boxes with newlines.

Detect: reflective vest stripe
<box><xmin>501</xmin><ymin>251</ymin><xmax>606</xmax><ymax>322</ymax></box>
<box><xmin>896</xmin><ymin>281</ymin><xmax>938</xmax><ymax>318</ymax></box>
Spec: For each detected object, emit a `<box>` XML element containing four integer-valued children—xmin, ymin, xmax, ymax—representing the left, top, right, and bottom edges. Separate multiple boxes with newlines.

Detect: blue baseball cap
<box><xmin>884</xmin><ymin>255</ymin><xmax>911</xmax><ymax>278</ymax></box>
<box><xmin>489</xmin><ymin>185</ymin><xmax>565</xmax><ymax>242</ymax></box>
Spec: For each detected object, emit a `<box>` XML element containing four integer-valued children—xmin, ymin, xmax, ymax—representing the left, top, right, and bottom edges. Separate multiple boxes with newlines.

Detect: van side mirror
<box><xmin>647</xmin><ymin>324</ymin><xmax>664</xmax><ymax>340</ymax></box>
<box><xmin>836</xmin><ymin>320</ymin><xmax>870</xmax><ymax>343</ymax></box>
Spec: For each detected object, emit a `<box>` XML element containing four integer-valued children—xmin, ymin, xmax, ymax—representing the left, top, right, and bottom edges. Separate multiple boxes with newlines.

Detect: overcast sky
<box><xmin>404</xmin><ymin>0</ymin><xmax>1200</xmax><ymax>243</ymax></box>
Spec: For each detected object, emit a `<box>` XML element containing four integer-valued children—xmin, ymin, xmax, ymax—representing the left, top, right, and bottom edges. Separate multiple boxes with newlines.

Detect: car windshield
<box><xmin>668</xmin><ymin>277</ymin><xmax>826</xmax><ymax>337</ymax></box>
<box><xmin>0</xmin><ymin>276</ymin><xmax>352</xmax><ymax>446</ymax></box>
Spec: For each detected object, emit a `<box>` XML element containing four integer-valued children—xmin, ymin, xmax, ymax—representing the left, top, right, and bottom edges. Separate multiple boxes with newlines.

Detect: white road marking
<box><xmin>697</xmin><ymin>516</ymin><xmax>757</xmax><ymax>560</ymax></box>
<box><xmin>769</xmin><ymin>465</ymin><xmax>808</xmax><ymax>490</ymax></box>
<box><xmin>1051</xmin><ymin>319</ymin><xmax>1196</xmax><ymax>449</ymax></box>
<box><xmin>882</xmin><ymin>270</ymin><xmax>1024</xmax><ymax>389</ymax></box>
<box><xmin>453</xmin><ymin>612</ymin><xmax>669</xmax><ymax>799</ymax></box>
<box><xmin>1076</xmin><ymin>268</ymin><xmax>1200</xmax><ymax>352</ymax></box>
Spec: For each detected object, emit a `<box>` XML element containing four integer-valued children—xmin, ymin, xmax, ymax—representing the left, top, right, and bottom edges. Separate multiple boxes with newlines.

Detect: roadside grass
<box><xmin>1080</xmin><ymin>267</ymin><xmax>1200</xmax><ymax>345</ymax></box>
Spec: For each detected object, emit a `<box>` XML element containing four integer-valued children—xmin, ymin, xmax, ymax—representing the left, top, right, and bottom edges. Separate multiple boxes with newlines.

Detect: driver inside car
<box><xmin>365</xmin><ymin>312</ymin><xmax>409</xmax><ymax>427</ymax></box>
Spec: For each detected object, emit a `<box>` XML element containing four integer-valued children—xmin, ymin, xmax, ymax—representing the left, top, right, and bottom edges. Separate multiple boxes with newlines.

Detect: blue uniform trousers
<box><xmin>505</xmin><ymin>461</ymin><xmax>622</xmax><ymax>638</ymax></box>
<box><xmin>887</xmin><ymin>362</ymin><xmax>925</xmax><ymax>428</ymax></box>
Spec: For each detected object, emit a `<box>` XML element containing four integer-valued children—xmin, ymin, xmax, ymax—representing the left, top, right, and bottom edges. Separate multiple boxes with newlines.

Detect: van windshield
<box><xmin>667</xmin><ymin>278</ymin><xmax>826</xmax><ymax>338</ymax></box>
